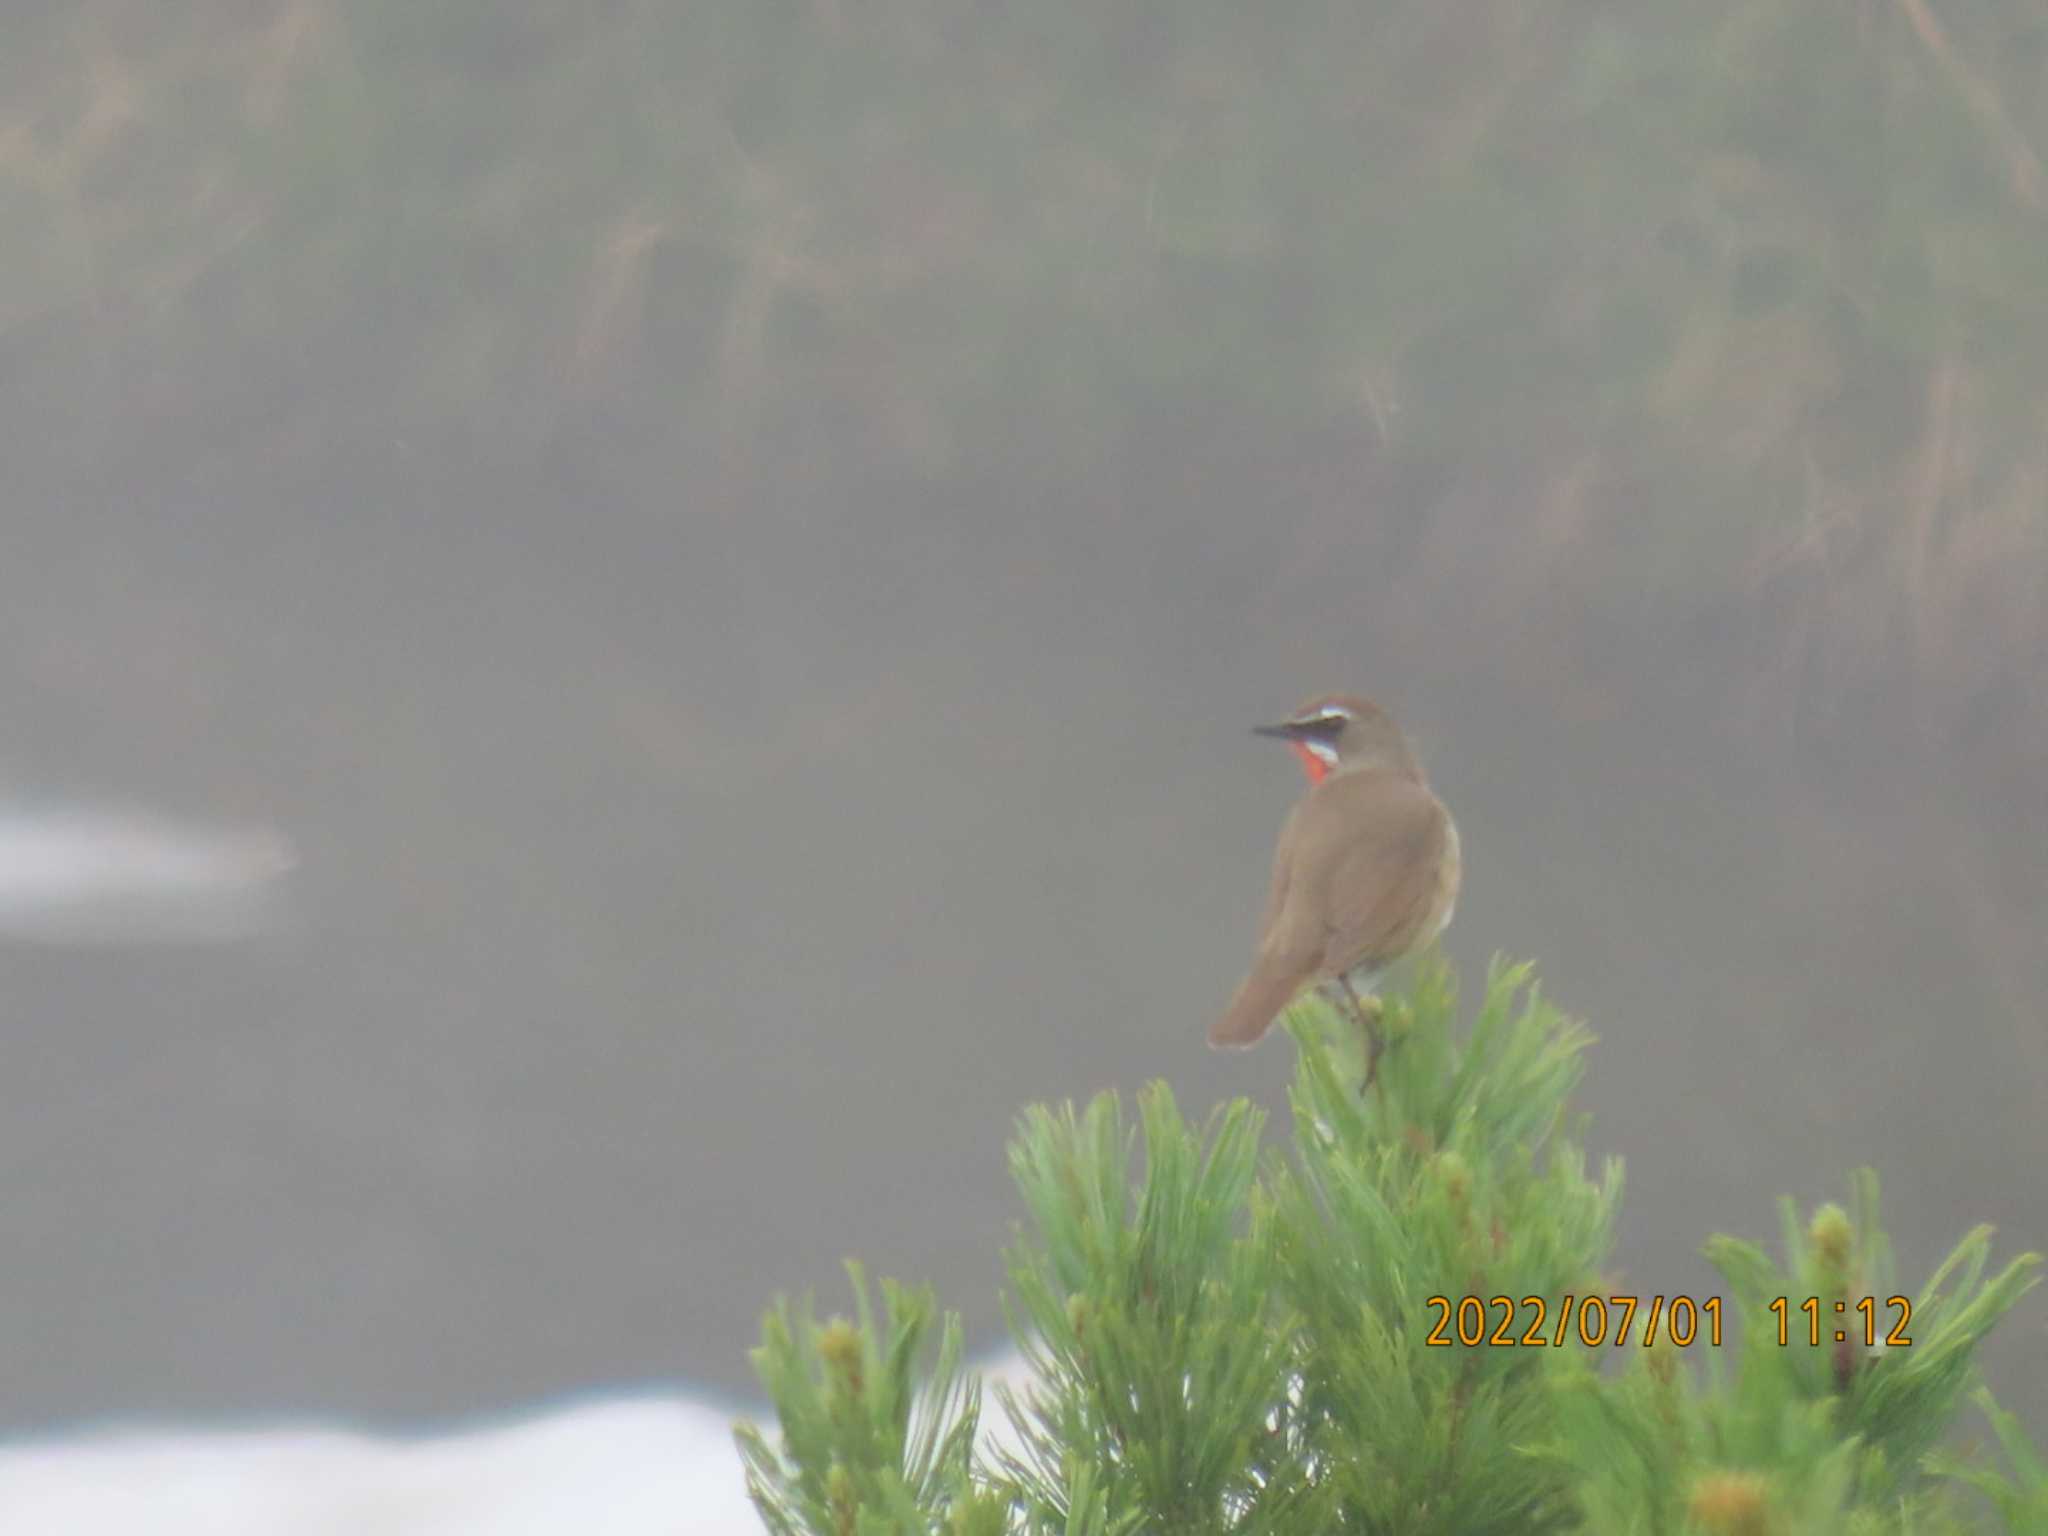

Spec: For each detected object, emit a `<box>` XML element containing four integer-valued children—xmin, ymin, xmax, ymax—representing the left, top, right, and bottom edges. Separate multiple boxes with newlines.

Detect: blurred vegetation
<box><xmin>5</xmin><ymin>0</ymin><xmax>2044</xmax><ymax>724</ymax></box>
<box><xmin>739</xmin><ymin>962</ymin><xmax>2045</xmax><ymax>1533</ymax></box>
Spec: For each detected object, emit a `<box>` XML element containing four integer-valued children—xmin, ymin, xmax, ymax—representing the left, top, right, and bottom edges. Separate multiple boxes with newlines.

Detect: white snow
<box><xmin>0</xmin><ymin>804</ymin><xmax>295</xmax><ymax>944</ymax></box>
<box><xmin>0</xmin><ymin>1353</ymin><xmax>1036</xmax><ymax>1534</ymax></box>
<box><xmin>0</xmin><ymin>1397</ymin><xmax>762</xmax><ymax>1535</ymax></box>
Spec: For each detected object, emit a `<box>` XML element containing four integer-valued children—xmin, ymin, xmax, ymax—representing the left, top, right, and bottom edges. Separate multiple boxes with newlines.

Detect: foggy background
<box><xmin>3</xmin><ymin>0</ymin><xmax>2043</xmax><ymax>1445</ymax></box>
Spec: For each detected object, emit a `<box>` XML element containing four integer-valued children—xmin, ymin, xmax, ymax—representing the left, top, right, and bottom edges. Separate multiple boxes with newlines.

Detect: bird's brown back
<box><xmin>1270</xmin><ymin>769</ymin><xmax>1452</xmax><ymax>972</ymax></box>
<box><xmin>1211</xmin><ymin>767</ymin><xmax>1456</xmax><ymax>1047</ymax></box>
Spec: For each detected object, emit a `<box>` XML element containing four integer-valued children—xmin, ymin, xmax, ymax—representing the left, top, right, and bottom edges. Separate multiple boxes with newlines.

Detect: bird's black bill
<box><xmin>1252</xmin><ymin>722</ymin><xmax>1302</xmax><ymax>740</ymax></box>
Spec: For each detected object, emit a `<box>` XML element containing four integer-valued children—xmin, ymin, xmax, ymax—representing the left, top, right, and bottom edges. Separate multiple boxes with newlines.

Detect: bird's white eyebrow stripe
<box><xmin>1294</xmin><ymin>706</ymin><xmax>1355</xmax><ymax>727</ymax></box>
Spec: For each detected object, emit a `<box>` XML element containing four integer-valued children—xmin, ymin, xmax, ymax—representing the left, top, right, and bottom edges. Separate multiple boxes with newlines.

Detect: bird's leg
<box><xmin>1339</xmin><ymin>975</ymin><xmax>1386</xmax><ymax>1093</ymax></box>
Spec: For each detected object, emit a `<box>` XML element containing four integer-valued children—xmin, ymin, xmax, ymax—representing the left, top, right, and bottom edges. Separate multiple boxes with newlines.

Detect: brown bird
<box><xmin>1210</xmin><ymin>694</ymin><xmax>1461</xmax><ymax>1080</ymax></box>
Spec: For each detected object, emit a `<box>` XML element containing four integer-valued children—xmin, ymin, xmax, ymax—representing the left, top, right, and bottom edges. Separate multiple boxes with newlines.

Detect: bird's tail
<box><xmin>1208</xmin><ymin>965</ymin><xmax>1304</xmax><ymax>1050</ymax></box>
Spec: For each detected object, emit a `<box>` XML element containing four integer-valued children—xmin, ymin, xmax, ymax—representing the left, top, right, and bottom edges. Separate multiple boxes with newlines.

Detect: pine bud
<box><xmin>818</xmin><ymin>1318</ymin><xmax>864</xmax><ymax>1399</ymax></box>
<box><xmin>1686</xmin><ymin>1470</ymin><xmax>1774</xmax><ymax>1536</ymax></box>
<box><xmin>1809</xmin><ymin>1204</ymin><xmax>1855</xmax><ymax>1284</ymax></box>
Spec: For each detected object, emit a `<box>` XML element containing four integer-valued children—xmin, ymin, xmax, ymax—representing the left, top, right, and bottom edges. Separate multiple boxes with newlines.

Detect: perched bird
<box><xmin>1210</xmin><ymin>694</ymin><xmax>1460</xmax><ymax>1081</ymax></box>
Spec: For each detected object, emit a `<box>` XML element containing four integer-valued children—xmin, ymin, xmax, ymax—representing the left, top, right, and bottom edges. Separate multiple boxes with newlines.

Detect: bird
<box><xmin>1210</xmin><ymin>693</ymin><xmax>1460</xmax><ymax>1083</ymax></box>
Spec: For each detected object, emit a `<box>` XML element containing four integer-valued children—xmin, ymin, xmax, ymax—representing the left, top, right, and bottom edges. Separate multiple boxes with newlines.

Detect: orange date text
<box><xmin>1423</xmin><ymin>1294</ymin><xmax>1724</xmax><ymax>1348</ymax></box>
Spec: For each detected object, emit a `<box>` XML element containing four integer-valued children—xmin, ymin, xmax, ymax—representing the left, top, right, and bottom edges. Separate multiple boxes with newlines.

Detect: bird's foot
<box><xmin>1341</xmin><ymin>984</ymin><xmax>1387</xmax><ymax>1096</ymax></box>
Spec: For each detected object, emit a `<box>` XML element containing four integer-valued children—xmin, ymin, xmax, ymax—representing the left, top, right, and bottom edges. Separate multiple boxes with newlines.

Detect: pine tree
<box><xmin>736</xmin><ymin>957</ymin><xmax>2044</xmax><ymax>1534</ymax></box>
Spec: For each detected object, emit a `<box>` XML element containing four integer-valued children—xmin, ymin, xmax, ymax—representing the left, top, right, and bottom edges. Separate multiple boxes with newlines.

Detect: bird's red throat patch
<box><xmin>1290</xmin><ymin>742</ymin><xmax>1331</xmax><ymax>784</ymax></box>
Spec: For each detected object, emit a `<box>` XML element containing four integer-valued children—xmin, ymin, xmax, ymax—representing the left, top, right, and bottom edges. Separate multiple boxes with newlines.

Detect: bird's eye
<box><xmin>1296</xmin><ymin>711</ymin><xmax>1351</xmax><ymax>733</ymax></box>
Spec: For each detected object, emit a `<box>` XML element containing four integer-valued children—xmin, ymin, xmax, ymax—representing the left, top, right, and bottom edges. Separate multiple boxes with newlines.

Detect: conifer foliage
<box><xmin>737</xmin><ymin>958</ymin><xmax>2044</xmax><ymax>1533</ymax></box>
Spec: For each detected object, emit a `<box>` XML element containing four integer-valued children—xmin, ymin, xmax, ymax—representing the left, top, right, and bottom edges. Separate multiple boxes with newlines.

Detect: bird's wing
<box><xmin>1252</xmin><ymin>799</ymin><xmax>1326</xmax><ymax>975</ymax></box>
<box><xmin>1209</xmin><ymin>803</ymin><xmax>1321</xmax><ymax>1048</ymax></box>
<box><xmin>1295</xmin><ymin>772</ymin><xmax>1449</xmax><ymax>977</ymax></box>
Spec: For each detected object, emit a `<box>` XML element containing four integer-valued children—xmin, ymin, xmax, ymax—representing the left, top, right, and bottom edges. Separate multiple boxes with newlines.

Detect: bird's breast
<box><xmin>1430</xmin><ymin>810</ymin><xmax>1462</xmax><ymax>938</ymax></box>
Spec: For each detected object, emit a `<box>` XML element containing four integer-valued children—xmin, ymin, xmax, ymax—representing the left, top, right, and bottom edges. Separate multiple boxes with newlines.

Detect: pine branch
<box><xmin>738</xmin><ymin>957</ymin><xmax>2045</xmax><ymax>1535</ymax></box>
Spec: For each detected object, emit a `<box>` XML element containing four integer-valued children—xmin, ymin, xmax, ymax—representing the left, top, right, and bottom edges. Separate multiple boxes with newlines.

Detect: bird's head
<box><xmin>1252</xmin><ymin>693</ymin><xmax>1419</xmax><ymax>784</ymax></box>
